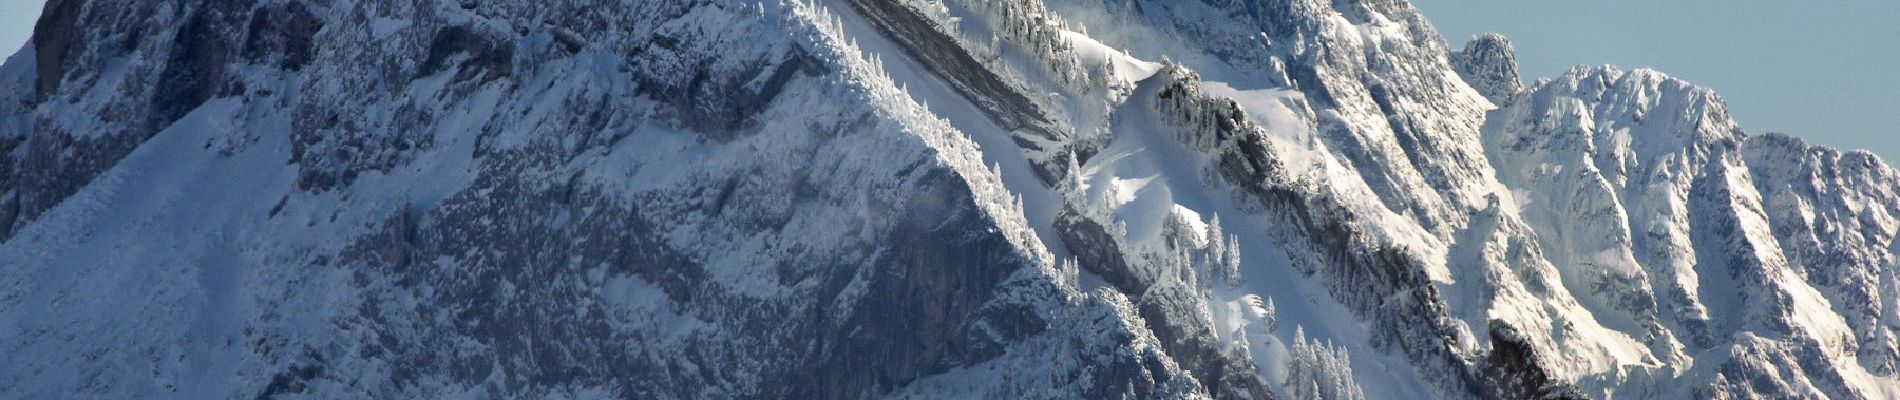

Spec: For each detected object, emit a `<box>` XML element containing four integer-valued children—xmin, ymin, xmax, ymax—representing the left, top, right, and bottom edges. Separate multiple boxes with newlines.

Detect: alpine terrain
<box><xmin>2</xmin><ymin>0</ymin><xmax>1897</xmax><ymax>398</ymax></box>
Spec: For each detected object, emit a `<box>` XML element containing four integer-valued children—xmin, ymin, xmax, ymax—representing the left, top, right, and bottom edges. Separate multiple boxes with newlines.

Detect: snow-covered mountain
<box><xmin>2</xmin><ymin>0</ymin><xmax>1896</xmax><ymax>398</ymax></box>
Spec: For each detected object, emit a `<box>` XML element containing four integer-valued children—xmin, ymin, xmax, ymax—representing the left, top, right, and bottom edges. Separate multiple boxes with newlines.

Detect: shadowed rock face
<box><xmin>838</xmin><ymin>0</ymin><xmax>1069</xmax><ymax>183</ymax></box>
<box><xmin>841</xmin><ymin>0</ymin><xmax>1055</xmax><ymax>136</ymax></box>
<box><xmin>418</xmin><ymin>25</ymin><xmax>515</xmax><ymax>83</ymax></box>
<box><xmin>31</xmin><ymin>0</ymin><xmax>84</xmax><ymax>98</ymax></box>
<box><xmin>152</xmin><ymin>0</ymin><xmax>246</xmax><ymax>133</ymax></box>
<box><xmin>242</xmin><ymin>2</ymin><xmax>323</xmax><ymax>72</ymax></box>
<box><xmin>8</xmin><ymin>0</ymin><xmax>159</xmax><ymax>240</ymax></box>
<box><xmin>312</xmin><ymin>149</ymin><xmax>1045</xmax><ymax>398</ymax></box>
<box><xmin>5</xmin><ymin>0</ymin><xmax>311</xmax><ymax>240</ymax></box>
<box><xmin>1480</xmin><ymin>323</ymin><xmax>1588</xmax><ymax>400</ymax></box>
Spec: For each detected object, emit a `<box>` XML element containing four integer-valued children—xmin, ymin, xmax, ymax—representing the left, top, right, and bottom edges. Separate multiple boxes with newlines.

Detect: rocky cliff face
<box><xmin>1450</xmin><ymin>33</ymin><xmax>1519</xmax><ymax>104</ymax></box>
<box><xmin>2</xmin><ymin>0</ymin><xmax>1896</xmax><ymax>399</ymax></box>
<box><xmin>0</xmin><ymin>1</ymin><xmax>1201</xmax><ymax>398</ymax></box>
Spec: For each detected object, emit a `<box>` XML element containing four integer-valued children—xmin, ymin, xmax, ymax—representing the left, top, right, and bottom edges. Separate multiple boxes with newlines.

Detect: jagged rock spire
<box><xmin>1451</xmin><ymin>33</ymin><xmax>1523</xmax><ymax>103</ymax></box>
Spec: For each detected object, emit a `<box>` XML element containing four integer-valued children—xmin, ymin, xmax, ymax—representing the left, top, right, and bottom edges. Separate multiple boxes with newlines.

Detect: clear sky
<box><xmin>0</xmin><ymin>1</ymin><xmax>1895</xmax><ymax>161</ymax></box>
<box><xmin>0</xmin><ymin>0</ymin><xmax>39</xmax><ymax>58</ymax></box>
<box><xmin>1412</xmin><ymin>0</ymin><xmax>1900</xmax><ymax>163</ymax></box>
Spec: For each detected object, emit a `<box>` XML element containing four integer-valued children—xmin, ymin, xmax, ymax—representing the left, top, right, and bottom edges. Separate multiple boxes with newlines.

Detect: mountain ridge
<box><xmin>1</xmin><ymin>0</ymin><xmax>1896</xmax><ymax>398</ymax></box>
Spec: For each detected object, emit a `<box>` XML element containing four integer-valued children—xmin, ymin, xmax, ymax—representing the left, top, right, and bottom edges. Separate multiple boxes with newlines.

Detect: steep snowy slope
<box><xmin>2</xmin><ymin>0</ymin><xmax>1898</xmax><ymax>399</ymax></box>
<box><xmin>1485</xmin><ymin>63</ymin><xmax>1900</xmax><ymax>398</ymax></box>
<box><xmin>0</xmin><ymin>1</ymin><xmax>1207</xmax><ymax>398</ymax></box>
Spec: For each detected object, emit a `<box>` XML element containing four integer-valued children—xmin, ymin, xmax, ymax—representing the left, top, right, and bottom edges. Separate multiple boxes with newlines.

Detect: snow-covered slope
<box><xmin>2</xmin><ymin>0</ymin><xmax>1896</xmax><ymax>399</ymax></box>
<box><xmin>1486</xmin><ymin>64</ymin><xmax>1900</xmax><ymax>398</ymax></box>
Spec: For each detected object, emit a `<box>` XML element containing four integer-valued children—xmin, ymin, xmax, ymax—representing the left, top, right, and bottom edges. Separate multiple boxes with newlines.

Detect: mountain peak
<box><xmin>1451</xmin><ymin>32</ymin><xmax>1521</xmax><ymax>103</ymax></box>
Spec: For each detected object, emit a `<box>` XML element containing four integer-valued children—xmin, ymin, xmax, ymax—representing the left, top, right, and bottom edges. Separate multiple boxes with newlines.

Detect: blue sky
<box><xmin>0</xmin><ymin>0</ymin><xmax>37</xmax><ymax>59</ymax></box>
<box><xmin>1412</xmin><ymin>0</ymin><xmax>1900</xmax><ymax>162</ymax></box>
<box><xmin>1</xmin><ymin>1</ymin><xmax>1896</xmax><ymax>161</ymax></box>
